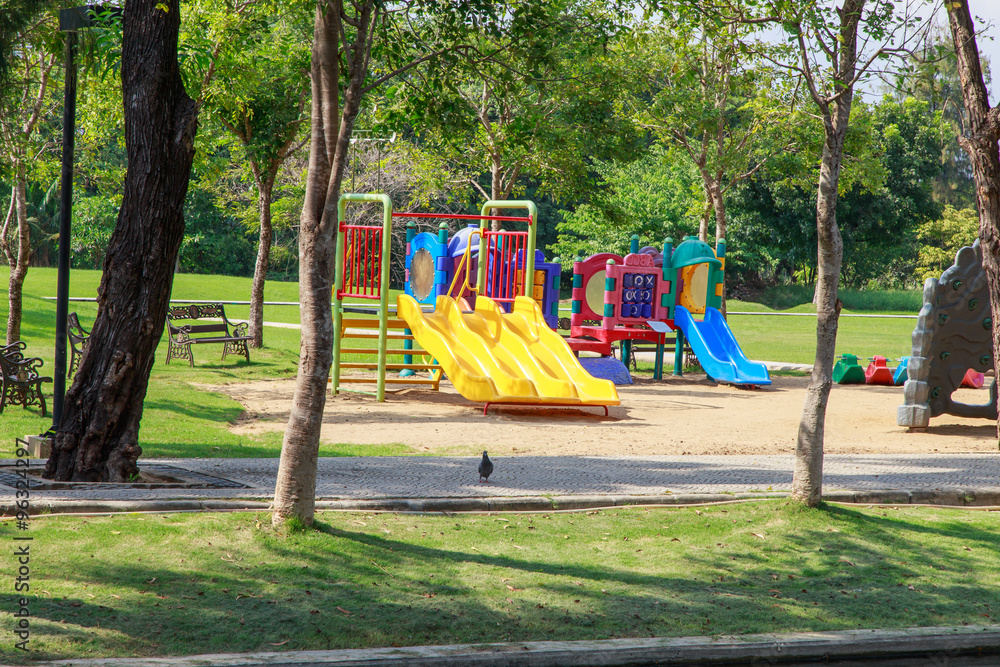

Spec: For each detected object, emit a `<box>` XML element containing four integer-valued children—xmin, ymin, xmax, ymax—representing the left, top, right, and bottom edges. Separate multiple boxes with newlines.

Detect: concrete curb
<box><xmin>31</xmin><ymin>625</ymin><xmax>1000</xmax><ymax>666</ymax></box>
<box><xmin>8</xmin><ymin>488</ymin><xmax>1000</xmax><ymax>516</ymax></box>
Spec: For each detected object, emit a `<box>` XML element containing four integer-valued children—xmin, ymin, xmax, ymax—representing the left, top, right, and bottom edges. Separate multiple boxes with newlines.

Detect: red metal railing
<box><xmin>391</xmin><ymin>212</ymin><xmax>532</xmax><ymax>224</ymax></box>
<box><xmin>340</xmin><ymin>224</ymin><xmax>383</xmax><ymax>300</ymax></box>
<box><xmin>483</xmin><ymin>230</ymin><xmax>529</xmax><ymax>306</ymax></box>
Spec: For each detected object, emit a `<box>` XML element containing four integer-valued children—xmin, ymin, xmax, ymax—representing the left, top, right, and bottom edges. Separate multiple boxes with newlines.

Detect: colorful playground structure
<box><xmin>898</xmin><ymin>239</ymin><xmax>997</xmax><ymax>427</ymax></box>
<box><xmin>331</xmin><ymin>193</ymin><xmax>619</xmax><ymax>413</ymax></box>
<box><xmin>564</xmin><ymin>235</ymin><xmax>770</xmax><ymax>386</ymax></box>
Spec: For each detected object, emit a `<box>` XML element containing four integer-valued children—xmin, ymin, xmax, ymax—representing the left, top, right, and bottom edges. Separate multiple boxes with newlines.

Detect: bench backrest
<box><xmin>166</xmin><ymin>304</ymin><xmax>232</xmax><ymax>337</ymax></box>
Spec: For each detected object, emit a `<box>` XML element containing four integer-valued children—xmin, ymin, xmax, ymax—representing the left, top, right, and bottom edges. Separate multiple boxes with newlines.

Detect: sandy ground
<box><xmin>206</xmin><ymin>373</ymin><xmax>999</xmax><ymax>457</ymax></box>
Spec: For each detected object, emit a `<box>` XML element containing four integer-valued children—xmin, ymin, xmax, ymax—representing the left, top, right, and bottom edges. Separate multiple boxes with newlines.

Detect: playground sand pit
<box><xmin>214</xmin><ymin>374</ymin><xmax>999</xmax><ymax>456</ymax></box>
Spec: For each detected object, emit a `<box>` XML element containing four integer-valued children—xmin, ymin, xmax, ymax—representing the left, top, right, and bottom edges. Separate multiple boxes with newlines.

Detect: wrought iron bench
<box><xmin>165</xmin><ymin>303</ymin><xmax>252</xmax><ymax>366</ymax></box>
<box><xmin>67</xmin><ymin>312</ymin><xmax>90</xmax><ymax>377</ymax></box>
<box><xmin>0</xmin><ymin>344</ymin><xmax>52</xmax><ymax>416</ymax></box>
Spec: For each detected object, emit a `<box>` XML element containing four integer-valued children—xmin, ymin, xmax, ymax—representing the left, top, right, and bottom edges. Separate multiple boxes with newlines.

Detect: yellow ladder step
<box><xmin>334</xmin><ymin>377</ymin><xmax>440</xmax><ymax>385</ymax></box>
<box><xmin>340</xmin><ymin>317</ymin><xmax>409</xmax><ymax>329</ymax></box>
<box><xmin>342</xmin><ymin>332</ymin><xmax>415</xmax><ymax>340</ymax></box>
<box><xmin>340</xmin><ymin>362</ymin><xmax>442</xmax><ymax>370</ymax></box>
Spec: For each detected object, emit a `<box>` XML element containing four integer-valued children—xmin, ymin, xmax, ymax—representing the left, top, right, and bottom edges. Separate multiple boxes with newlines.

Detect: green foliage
<box><xmin>377</xmin><ymin>0</ymin><xmax>640</xmax><ymax>204</ymax></box>
<box><xmin>553</xmin><ymin>145</ymin><xmax>701</xmax><ymax>259</ymax></box>
<box><xmin>70</xmin><ymin>192</ymin><xmax>120</xmax><ymax>269</ymax></box>
<box><xmin>179</xmin><ymin>186</ymin><xmax>255</xmax><ymax>276</ymax></box>
<box><xmin>915</xmin><ymin>205</ymin><xmax>979</xmax><ymax>282</ymax></box>
<box><xmin>728</xmin><ymin>96</ymin><xmax>949</xmax><ymax>290</ymax></box>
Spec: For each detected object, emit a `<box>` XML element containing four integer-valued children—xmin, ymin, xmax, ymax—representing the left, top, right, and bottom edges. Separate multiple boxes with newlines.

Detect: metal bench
<box><xmin>165</xmin><ymin>303</ymin><xmax>252</xmax><ymax>367</ymax></box>
<box><xmin>0</xmin><ymin>343</ymin><xmax>52</xmax><ymax>416</ymax></box>
<box><xmin>67</xmin><ymin>312</ymin><xmax>90</xmax><ymax>377</ymax></box>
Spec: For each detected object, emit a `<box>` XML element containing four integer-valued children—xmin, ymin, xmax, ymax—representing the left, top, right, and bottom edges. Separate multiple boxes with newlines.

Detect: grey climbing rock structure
<box><xmin>898</xmin><ymin>240</ymin><xmax>997</xmax><ymax>428</ymax></box>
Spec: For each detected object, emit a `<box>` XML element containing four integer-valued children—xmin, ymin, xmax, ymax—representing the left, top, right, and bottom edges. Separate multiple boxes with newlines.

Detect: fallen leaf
<box><xmin>269</xmin><ymin>640</ymin><xmax>289</xmax><ymax>646</ymax></box>
<box><xmin>337</xmin><ymin>606</ymin><xmax>351</xmax><ymax>615</ymax></box>
<box><xmin>840</xmin><ymin>559</ymin><xmax>855</xmax><ymax>566</ymax></box>
<box><xmin>110</xmin><ymin>594</ymin><xmax>121</xmax><ymax>600</ymax></box>
<box><xmin>752</xmin><ymin>533</ymin><xmax>766</xmax><ymax>540</ymax></box>
<box><xmin>964</xmin><ymin>546</ymin><xmax>973</xmax><ymax>551</ymax></box>
<box><xmin>671</xmin><ymin>538</ymin><xmax>681</xmax><ymax>542</ymax></box>
<box><xmin>506</xmin><ymin>585</ymin><xmax>524</xmax><ymax>592</ymax></box>
<box><xmin>145</xmin><ymin>578</ymin><xmax>157</xmax><ymax>584</ymax></box>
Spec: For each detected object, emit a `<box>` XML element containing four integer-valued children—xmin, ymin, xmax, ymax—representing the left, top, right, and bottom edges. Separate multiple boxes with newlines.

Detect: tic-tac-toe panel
<box><xmin>603</xmin><ymin>253</ymin><xmax>671</xmax><ymax>327</ymax></box>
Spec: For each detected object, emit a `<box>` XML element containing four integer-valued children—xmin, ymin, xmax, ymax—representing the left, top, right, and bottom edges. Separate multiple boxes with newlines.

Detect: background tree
<box><xmin>631</xmin><ymin>18</ymin><xmax>788</xmax><ymax>251</ymax></box>
<box><xmin>190</xmin><ymin>0</ymin><xmax>310</xmax><ymax>347</ymax></box>
<box><xmin>722</xmin><ymin>0</ymin><xmax>932</xmax><ymax>505</ymax></box>
<box><xmin>0</xmin><ymin>12</ymin><xmax>58</xmax><ymax>343</ymax></box>
<box><xmin>44</xmin><ymin>0</ymin><xmax>199</xmax><ymax>482</ymax></box>
<box><xmin>272</xmin><ymin>0</ymin><xmax>559</xmax><ymax>526</ymax></box>
<box><xmin>380</xmin><ymin>0</ymin><xmax>637</xmax><ymax>228</ymax></box>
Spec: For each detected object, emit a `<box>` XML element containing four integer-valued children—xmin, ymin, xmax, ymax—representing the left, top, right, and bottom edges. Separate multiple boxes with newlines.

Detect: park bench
<box><xmin>67</xmin><ymin>312</ymin><xmax>90</xmax><ymax>377</ymax></box>
<box><xmin>165</xmin><ymin>303</ymin><xmax>252</xmax><ymax>367</ymax></box>
<box><xmin>0</xmin><ymin>342</ymin><xmax>52</xmax><ymax>416</ymax></box>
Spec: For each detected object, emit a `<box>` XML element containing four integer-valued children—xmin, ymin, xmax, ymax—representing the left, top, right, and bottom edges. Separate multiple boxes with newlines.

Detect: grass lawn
<box><xmin>0</xmin><ymin>267</ymin><xmax>922</xmax><ymax>457</ymax></box>
<box><xmin>7</xmin><ymin>500</ymin><xmax>1000</xmax><ymax>661</ymax></box>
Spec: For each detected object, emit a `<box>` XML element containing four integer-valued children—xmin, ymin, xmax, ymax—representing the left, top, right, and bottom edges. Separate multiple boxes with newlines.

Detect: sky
<box><xmin>967</xmin><ymin>0</ymin><xmax>1000</xmax><ymax>105</ymax></box>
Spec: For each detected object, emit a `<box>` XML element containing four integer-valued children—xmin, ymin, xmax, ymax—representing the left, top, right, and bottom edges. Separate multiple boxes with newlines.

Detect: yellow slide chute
<box><xmin>396</xmin><ymin>294</ymin><xmax>619</xmax><ymax>408</ymax></box>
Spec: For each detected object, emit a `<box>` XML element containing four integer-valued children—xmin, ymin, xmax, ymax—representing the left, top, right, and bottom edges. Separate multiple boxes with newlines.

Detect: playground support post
<box><xmin>401</xmin><ymin>220</ymin><xmax>415</xmax><ymax>375</ymax></box>
<box><xmin>674</xmin><ymin>328</ymin><xmax>685</xmax><ymax>376</ymax></box>
<box><xmin>476</xmin><ymin>200</ymin><xmax>538</xmax><ymax>298</ymax></box>
<box><xmin>332</xmin><ymin>193</ymin><xmax>392</xmax><ymax>401</ymax></box>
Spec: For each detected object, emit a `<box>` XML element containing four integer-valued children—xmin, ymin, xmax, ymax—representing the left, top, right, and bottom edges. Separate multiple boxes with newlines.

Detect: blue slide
<box><xmin>673</xmin><ymin>306</ymin><xmax>771</xmax><ymax>386</ymax></box>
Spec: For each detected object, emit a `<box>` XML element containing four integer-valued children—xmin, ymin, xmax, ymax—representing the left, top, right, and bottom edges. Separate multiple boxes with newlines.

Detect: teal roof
<box><xmin>670</xmin><ymin>238</ymin><xmax>722</xmax><ymax>270</ymax></box>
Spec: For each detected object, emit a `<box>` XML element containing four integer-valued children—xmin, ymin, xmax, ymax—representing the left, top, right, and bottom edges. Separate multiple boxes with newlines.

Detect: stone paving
<box><xmin>3</xmin><ymin>453</ymin><xmax>1000</xmax><ymax>502</ymax></box>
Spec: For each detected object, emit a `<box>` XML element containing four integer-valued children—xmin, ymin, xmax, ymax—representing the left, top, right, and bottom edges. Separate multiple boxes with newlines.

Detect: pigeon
<box><xmin>478</xmin><ymin>451</ymin><xmax>494</xmax><ymax>483</ymax></box>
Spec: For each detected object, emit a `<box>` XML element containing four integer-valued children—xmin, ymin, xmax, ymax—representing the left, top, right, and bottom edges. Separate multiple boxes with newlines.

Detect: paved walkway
<box><xmin>4</xmin><ymin>453</ymin><xmax>1000</xmax><ymax>503</ymax></box>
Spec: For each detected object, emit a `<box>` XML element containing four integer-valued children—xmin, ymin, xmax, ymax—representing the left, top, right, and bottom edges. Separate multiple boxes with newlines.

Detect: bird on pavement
<box><xmin>478</xmin><ymin>451</ymin><xmax>494</xmax><ymax>483</ymax></box>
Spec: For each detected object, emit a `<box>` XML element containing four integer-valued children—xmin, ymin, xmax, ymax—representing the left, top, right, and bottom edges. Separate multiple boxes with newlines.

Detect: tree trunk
<box><xmin>946</xmin><ymin>0</ymin><xmax>1000</xmax><ymax>441</ymax></box>
<box><xmin>711</xmin><ymin>182</ymin><xmax>727</xmax><ymax>317</ymax></box>
<box><xmin>271</xmin><ymin>0</ymin><xmax>343</xmax><ymax>526</ymax></box>
<box><xmin>490</xmin><ymin>154</ymin><xmax>502</xmax><ymax>231</ymax></box>
<box><xmin>43</xmin><ymin>0</ymin><xmax>197</xmax><ymax>482</ymax></box>
<box><xmin>791</xmin><ymin>0</ymin><xmax>861</xmax><ymax>507</ymax></box>
<box><xmin>6</xmin><ymin>178</ymin><xmax>29</xmax><ymax>344</ymax></box>
<box><xmin>248</xmin><ymin>170</ymin><xmax>276</xmax><ymax>348</ymax></box>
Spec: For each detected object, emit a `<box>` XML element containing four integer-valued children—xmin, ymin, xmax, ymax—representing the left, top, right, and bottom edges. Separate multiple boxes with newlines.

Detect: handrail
<box><xmin>448</xmin><ymin>227</ymin><xmax>483</xmax><ymax>299</ymax></box>
<box><xmin>476</xmin><ymin>200</ymin><xmax>538</xmax><ymax>298</ymax></box>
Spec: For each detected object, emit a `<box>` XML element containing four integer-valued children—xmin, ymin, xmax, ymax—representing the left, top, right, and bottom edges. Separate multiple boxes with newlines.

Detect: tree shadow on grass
<box><xmin>6</xmin><ymin>504</ymin><xmax>999</xmax><ymax>661</ymax></box>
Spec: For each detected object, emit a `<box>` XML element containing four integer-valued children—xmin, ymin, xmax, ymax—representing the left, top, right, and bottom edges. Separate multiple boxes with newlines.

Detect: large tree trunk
<box><xmin>791</xmin><ymin>0</ymin><xmax>861</xmax><ymax>507</ymax></box>
<box><xmin>946</xmin><ymin>0</ymin><xmax>1000</xmax><ymax>440</ymax></box>
<box><xmin>6</xmin><ymin>178</ymin><xmax>29</xmax><ymax>344</ymax></box>
<box><xmin>44</xmin><ymin>0</ymin><xmax>197</xmax><ymax>482</ymax></box>
<box><xmin>248</xmin><ymin>170</ymin><xmax>276</xmax><ymax>348</ymax></box>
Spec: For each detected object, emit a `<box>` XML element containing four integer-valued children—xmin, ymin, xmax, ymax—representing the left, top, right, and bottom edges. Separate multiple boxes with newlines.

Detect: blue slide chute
<box><xmin>673</xmin><ymin>306</ymin><xmax>771</xmax><ymax>386</ymax></box>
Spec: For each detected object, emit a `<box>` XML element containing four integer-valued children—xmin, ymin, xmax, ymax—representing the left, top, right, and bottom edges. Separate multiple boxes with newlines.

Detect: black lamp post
<box><xmin>52</xmin><ymin>5</ymin><xmax>119</xmax><ymax>430</ymax></box>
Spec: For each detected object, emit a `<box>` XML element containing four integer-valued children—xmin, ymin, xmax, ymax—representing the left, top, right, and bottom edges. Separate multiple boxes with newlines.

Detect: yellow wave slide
<box><xmin>397</xmin><ymin>294</ymin><xmax>619</xmax><ymax>407</ymax></box>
